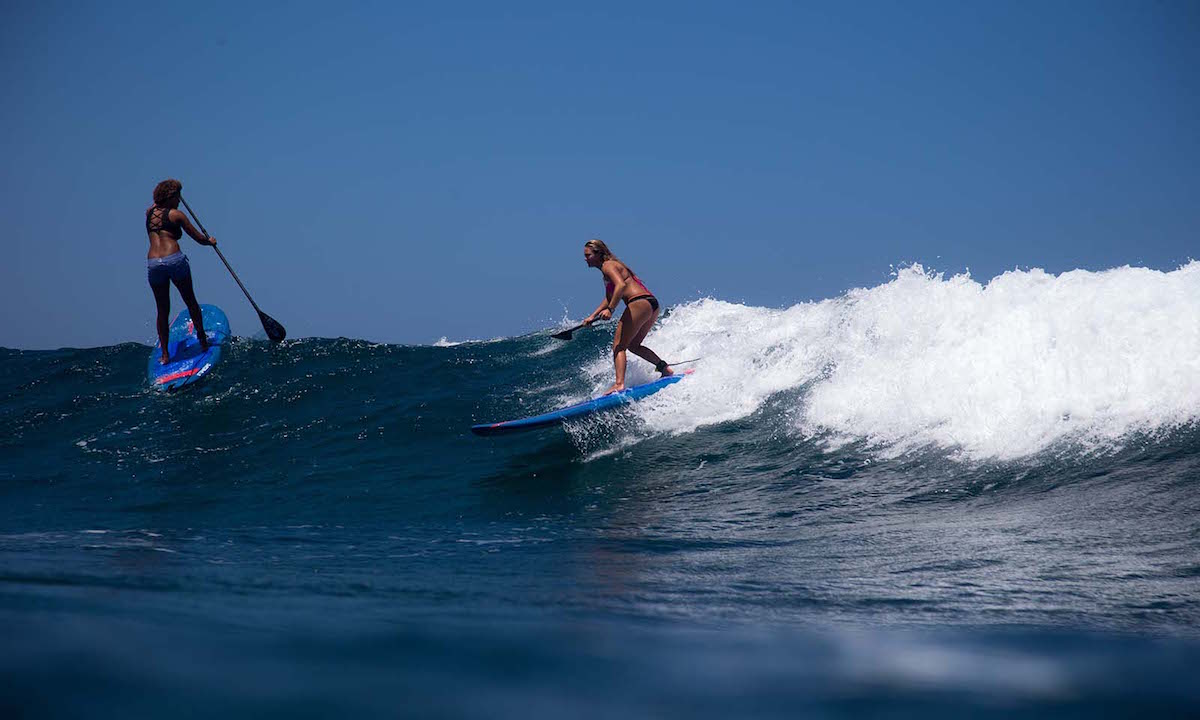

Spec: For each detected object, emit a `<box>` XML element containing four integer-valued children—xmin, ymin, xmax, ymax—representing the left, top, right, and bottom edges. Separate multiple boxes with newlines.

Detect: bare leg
<box><xmin>628</xmin><ymin>304</ymin><xmax>672</xmax><ymax>376</ymax></box>
<box><xmin>628</xmin><ymin>346</ymin><xmax>672</xmax><ymax>375</ymax></box>
<box><xmin>152</xmin><ymin>281</ymin><xmax>171</xmax><ymax>364</ymax></box>
<box><xmin>604</xmin><ymin>309</ymin><xmax>637</xmax><ymax>395</ymax></box>
<box><xmin>172</xmin><ymin>271</ymin><xmax>208</xmax><ymax>350</ymax></box>
<box><xmin>604</xmin><ymin>300</ymin><xmax>661</xmax><ymax>394</ymax></box>
<box><xmin>610</xmin><ymin>347</ymin><xmax>628</xmax><ymax>394</ymax></box>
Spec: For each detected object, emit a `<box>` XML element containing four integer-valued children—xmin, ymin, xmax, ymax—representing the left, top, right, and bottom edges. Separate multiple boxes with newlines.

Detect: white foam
<box><xmin>431</xmin><ymin>335</ymin><xmax>512</xmax><ymax>347</ymax></box>
<box><xmin>600</xmin><ymin>262</ymin><xmax>1200</xmax><ymax>461</ymax></box>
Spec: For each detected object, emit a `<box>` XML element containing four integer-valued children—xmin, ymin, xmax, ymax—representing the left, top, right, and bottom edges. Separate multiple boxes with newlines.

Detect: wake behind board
<box><xmin>471</xmin><ymin>369</ymin><xmax>693</xmax><ymax>436</ymax></box>
<box><xmin>146</xmin><ymin>304</ymin><xmax>231</xmax><ymax>391</ymax></box>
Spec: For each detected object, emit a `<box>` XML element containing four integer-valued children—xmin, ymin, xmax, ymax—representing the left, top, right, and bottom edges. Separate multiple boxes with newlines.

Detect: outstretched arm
<box><xmin>585</xmin><ymin>297</ymin><xmax>609</xmax><ymax>324</ymax></box>
<box><xmin>171</xmin><ymin>209</ymin><xmax>216</xmax><ymax>246</ymax></box>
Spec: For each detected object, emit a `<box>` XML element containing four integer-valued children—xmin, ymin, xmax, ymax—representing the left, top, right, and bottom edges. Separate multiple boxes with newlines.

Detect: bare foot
<box><xmin>160</xmin><ymin>354</ymin><xmax>171</xmax><ymax>365</ymax></box>
<box><xmin>603</xmin><ymin>382</ymin><xmax>625</xmax><ymax>395</ymax></box>
<box><xmin>660</xmin><ymin>365</ymin><xmax>675</xmax><ymax>377</ymax></box>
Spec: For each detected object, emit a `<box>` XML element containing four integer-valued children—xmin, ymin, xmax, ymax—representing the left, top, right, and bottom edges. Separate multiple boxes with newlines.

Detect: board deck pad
<box><xmin>146</xmin><ymin>304</ymin><xmax>231</xmax><ymax>391</ymax></box>
<box><xmin>471</xmin><ymin>369</ymin><xmax>693</xmax><ymax>436</ymax></box>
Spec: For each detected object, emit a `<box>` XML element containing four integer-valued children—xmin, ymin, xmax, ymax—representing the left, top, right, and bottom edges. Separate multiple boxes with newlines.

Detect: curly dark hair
<box><xmin>152</xmin><ymin>179</ymin><xmax>183</xmax><ymax>206</ymax></box>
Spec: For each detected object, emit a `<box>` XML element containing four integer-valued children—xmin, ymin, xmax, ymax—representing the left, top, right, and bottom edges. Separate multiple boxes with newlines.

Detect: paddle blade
<box><xmin>552</xmin><ymin>320</ymin><xmax>592</xmax><ymax>340</ymax></box>
<box><xmin>259</xmin><ymin>311</ymin><xmax>287</xmax><ymax>342</ymax></box>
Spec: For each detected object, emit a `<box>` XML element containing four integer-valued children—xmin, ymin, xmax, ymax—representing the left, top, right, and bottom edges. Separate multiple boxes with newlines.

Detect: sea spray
<box><xmin>604</xmin><ymin>262</ymin><xmax>1200</xmax><ymax>460</ymax></box>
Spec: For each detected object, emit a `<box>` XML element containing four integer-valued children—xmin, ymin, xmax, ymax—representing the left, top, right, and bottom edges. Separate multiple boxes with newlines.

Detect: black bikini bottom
<box><xmin>628</xmin><ymin>294</ymin><xmax>659</xmax><ymax>311</ymax></box>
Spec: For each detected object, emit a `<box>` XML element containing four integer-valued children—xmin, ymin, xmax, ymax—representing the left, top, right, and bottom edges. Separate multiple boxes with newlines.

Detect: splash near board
<box><xmin>471</xmin><ymin>369</ymin><xmax>693</xmax><ymax>436</ymax></box>
<box><xmin>146</xmin><ymin>304</ymin><xmax>231</xmax><ymax>391</ymax></box>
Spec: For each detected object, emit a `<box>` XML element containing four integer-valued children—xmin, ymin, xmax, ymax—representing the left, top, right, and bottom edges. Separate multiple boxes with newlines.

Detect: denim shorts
<box><xmin>147</xmin><ymin>251</ymin><xmax>191</xmax><ymax>288</ymax></box>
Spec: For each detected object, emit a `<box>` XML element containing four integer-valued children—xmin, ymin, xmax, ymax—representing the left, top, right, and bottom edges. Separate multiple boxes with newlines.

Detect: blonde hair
<box><xmin>584</xmin><ymin>238</ymin><xmax>618</xmax><ymax>263</ymax></box>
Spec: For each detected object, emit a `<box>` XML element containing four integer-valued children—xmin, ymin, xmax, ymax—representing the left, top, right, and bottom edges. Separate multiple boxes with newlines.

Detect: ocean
<box><xmin>2</xmin><ymin>263</ymin><xmax>1199</xmax><ymax>717</ymax></box>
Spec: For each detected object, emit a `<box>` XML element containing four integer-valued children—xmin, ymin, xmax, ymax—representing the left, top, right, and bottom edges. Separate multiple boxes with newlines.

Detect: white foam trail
<box><xmin>605</xmin><ymin>262</ymin><xmax>1200</xmax><ymax>461</ymax></box>
<box><xmin>431</xmin><ymin>335</ymin><xmax>507</xmax><ymax>347</ymax></box>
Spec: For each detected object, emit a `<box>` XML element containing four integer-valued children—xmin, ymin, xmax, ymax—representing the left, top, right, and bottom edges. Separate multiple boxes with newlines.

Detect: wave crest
<box><xmin>631</xmin><ymin>262</ymin><xmax>1200</xmax><ymax>460</ymax></box>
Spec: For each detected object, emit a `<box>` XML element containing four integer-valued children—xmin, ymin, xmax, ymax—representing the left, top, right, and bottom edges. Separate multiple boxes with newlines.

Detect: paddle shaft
<box><xmin>179</xmin><ymin>196</ymin><xmax>264</xmax><ymax>314</ymax></box>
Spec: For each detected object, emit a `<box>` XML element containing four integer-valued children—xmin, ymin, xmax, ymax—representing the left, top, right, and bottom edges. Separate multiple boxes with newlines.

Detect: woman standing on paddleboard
<box><xmin>146</xmin><ymin>179</ymin><xmax>217</xmax><ymax>364</ymax></box>
<box><xmin>581</xmin><ymin>239</ymin><xmax>674</xmax><ymax>395</ymax></box>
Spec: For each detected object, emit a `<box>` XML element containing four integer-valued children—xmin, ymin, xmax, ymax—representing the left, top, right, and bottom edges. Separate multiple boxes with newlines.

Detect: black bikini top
<box><xmin>146</xmin><ymin>205</ymin><xmax>182</xmax><ymax>239</ymax></box>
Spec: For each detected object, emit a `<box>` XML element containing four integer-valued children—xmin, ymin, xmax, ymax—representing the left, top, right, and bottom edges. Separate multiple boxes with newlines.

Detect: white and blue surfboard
<box><xmin>146</xmin><ymin>304</ymin><xmax>231</xmax><ymax>391</ymax></box>
<box><xmin>471</xmin><ymin>369</ymin><xmax>692</xmax><ymax>436</ymax></box>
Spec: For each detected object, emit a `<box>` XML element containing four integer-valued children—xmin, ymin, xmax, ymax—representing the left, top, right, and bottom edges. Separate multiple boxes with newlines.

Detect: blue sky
<box><xmin>2</xmin><ymin>1</ymin><xmax>1197</xmax><ymax>349</ymax></box>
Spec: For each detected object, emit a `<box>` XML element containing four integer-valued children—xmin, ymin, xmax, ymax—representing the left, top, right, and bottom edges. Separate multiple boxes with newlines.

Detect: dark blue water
<box><xmin>3</xmin><ymin>273</ymin><xmax>1200</xmax><ymax>717</ymax></box>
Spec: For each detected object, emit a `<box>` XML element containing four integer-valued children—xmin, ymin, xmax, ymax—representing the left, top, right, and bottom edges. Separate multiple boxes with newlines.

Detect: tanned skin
<box><xmin>146</xmin><ymin>195</ymin><xmax>216</xmax><ymax>364</ymax></box>
<box><xmin>581</xmin><ymin>245</ymin><xmax>673</xmax><ymax>395</ymax></box>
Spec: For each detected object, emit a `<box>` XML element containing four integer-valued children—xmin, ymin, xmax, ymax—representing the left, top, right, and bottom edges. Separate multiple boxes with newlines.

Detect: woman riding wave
<box><xmin>145</xmin><ymin>179</ymin><xmax>217</xmax><ymax>364</ymax></box>
<box><xmin>581</xmin><ymin>239</ymin><xmax>674</xmax><ymax>395</ymax></box>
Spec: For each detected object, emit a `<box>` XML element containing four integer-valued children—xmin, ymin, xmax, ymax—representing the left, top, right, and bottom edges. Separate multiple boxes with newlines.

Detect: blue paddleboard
<box><xmin>146</xmin><ymin>304</ymin><xmax>231</xmax><ymax>391</ymax></box>
<box><xmin>471</xmin><ymin>369</ymin><xmax>692</xmax><ymax>436</ymax></box>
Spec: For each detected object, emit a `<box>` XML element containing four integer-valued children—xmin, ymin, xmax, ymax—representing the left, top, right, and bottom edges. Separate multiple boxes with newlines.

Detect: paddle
<box><xmin>179</xmin><ymin>195</ymin><xmax>287</xmax><ymax>343</ymax></box>
<box><xmin>552</xmin><ymin>317</ymin><xmax>621</xmax><ymax>340</ymax></box>
<box><xmin>551</xmin><ymin>320</ymin><xmax>593</xmax><ymax>341</ymax></box>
